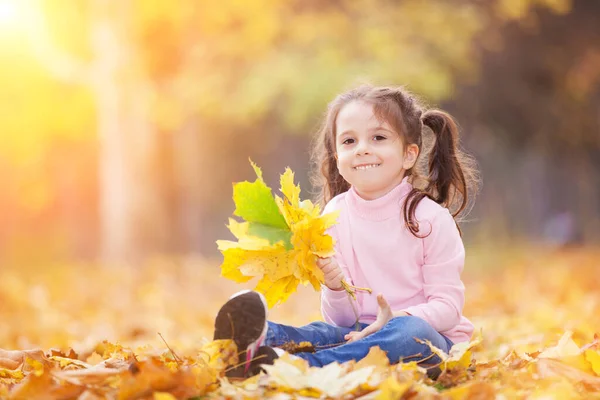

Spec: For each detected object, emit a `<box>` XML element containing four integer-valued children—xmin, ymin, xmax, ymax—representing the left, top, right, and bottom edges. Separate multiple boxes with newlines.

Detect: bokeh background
<box><xmin>0</xmin><ymin>0</ymin><xmax>599</xmax><ymax>351</ymax></box>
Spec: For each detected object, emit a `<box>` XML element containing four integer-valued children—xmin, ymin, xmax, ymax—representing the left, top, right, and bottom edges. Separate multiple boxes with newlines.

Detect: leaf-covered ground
<box><xmin>1</xmin><ymin>246</ymin><xmax>599</xmax><ymax>399</ymax></box>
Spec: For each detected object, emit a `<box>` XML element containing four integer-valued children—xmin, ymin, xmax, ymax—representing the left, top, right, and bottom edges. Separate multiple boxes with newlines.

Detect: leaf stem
<box><xmin>158</xmin><ymin>332</ymin><xmax>183</xmax><ymax>366</ymax></box>
<box><xmin>340</xmin><ymin>280</ymin><xmax>372</xmax><ymax>300</ymax></box>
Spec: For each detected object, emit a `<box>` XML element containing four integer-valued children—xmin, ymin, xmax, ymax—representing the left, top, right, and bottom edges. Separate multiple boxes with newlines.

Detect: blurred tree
<box><xmin>0</xmin><ymin>0</ymin><xmax>578</xmax><ymax>262</ymax></box>
<box><xmin>90</xmin><ymin>1</ymin><xmax>172</xmax><ymax>262</ymax></box>
<box><xmin>139</xmin><ymin>0</ymin><xmax>572</xmax><ymax>255</ymax></box>
<box><xmin>449</xmin><ymin>0</ymin><xmax>599</xmax><ymax>243</ymax></box>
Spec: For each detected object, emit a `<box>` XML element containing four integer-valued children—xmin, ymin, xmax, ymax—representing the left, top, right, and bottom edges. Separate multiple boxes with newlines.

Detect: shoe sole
<box><xmin>214</xmin><ymin>290</ymin><xmax>268</xmax><ymax>376</ymax></box>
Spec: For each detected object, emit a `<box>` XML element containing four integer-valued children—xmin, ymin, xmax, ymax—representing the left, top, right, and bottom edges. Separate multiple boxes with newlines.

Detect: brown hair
<box><xmin>310</xmin><ymin>84</ymin><xmax>479</xmax><ymax>236</ymax></box>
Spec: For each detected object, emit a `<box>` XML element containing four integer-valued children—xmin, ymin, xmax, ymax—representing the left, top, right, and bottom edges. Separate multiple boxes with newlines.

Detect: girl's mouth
<box><xmin>354</xmin><ymin>164</ymin><xmax>381</xmax><ymax>171</ymax></box>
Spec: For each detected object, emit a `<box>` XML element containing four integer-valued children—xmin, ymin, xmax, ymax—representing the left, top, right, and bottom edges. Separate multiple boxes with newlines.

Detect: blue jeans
<box><xmin>265</xmin><ymin>316</ymin><xmax>454</xmax><ymax>368</ymax></box>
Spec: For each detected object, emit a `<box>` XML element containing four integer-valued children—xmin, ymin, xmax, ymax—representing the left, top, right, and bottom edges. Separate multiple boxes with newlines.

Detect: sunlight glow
<box><xmin>0</xmin><ymin>1</ymin><xmax>20</xmax><ymax>27</ymax></box>
<box><xmin>0</xmin><ymin>0</ymin><xmax>52</xmax><ymax>56</ymax></box>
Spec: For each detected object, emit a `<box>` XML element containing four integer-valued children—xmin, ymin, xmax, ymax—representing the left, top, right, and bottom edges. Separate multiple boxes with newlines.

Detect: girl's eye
<box><xmin>342</xmin><ymin>138</ymin><xmax>355</xmax><ymax>145</ymax></box>
<box><xmin>374</xmin><ymin>135</ymin><xmax>387</xmax><ymax>141</ymax></box>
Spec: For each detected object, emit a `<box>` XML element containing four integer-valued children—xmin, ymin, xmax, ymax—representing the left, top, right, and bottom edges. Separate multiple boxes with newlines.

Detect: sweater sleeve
<box><xmin>401</xmin><ymin>208</ymin><xmax>466</xmax><ymax>332</ymax></box>
<box><xmin>319</xmin><ymin>201</ymin><xmax>360</xmax><ymax>327</ymax></box>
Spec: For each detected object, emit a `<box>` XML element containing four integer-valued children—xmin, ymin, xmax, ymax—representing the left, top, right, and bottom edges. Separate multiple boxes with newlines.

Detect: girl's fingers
<box><xmin>321</xmin><ymin>264</ymin><xmax>333</xmax><ymax>274</ymax></box>
<box><xmin>325</xmin><ymin>268</ymin><xmax>342</xmax><ymax>281</ymax></box>
<box><xmin>377</xmin><ymin>294</ymin><xmax>389</xmax><ymax>308</ymax></box>
<box><xmin>322</xmin><ymin>263</ymin><xmax>337</xmax><ymax>275</ymax></box>
<box><xmin>345</xmin><ymin>331</ymin><xmax>362</xmax><ymax>342</ymax></box>
<box><xmin>378</xmin><ymin>296</ymin><xmax>391</xmax><ymax>314</ymax></box>
<box><xmin>353</xmin><ymin>324</ymin><xmax>376</xmax><ymax>342</ymax></box>
<box><xmin>345</xmin><ymin>321</ymin><xmax>383</xmax><ymax>343</ymax></box>
<box><xmin>361</xmin><ymin>324</ymin><xmax>378</xmax><ymax>337</ymax></box>
<box><xmin>317</xmin><ymin>258</ymin><xmax>343</xmax><ymax>290</ymax></box>
<box><xmin>376</xmin><ymin>293</ymin><xmax>393</xmax><ymax>320</ymax></box>
<box><xmin>316</xmin><ymin>257</ymin><xmax>332</xmax><ymax>268</ymax></box>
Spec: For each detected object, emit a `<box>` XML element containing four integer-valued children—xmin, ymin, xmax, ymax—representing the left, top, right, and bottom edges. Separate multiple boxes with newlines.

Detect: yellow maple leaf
<box><xmin>197</xmin><ymin>339</ymin><xmax>238</xmax><ymax>373</ymax></box>
<box><xmin>217</xmin><ymin>163</ymin><xmax>340</xmax><ymax>307</ymax></box>
<box><xmin>395</xmin><ymin>361</ymin><xmax>427</xmax><ymax>382</ymax></box>
<box><xmin>443</xmin><ymin>382</ymin><xmax>497</xmax><ymax>399</ymax></box>
<box><xmin>153</xmin><ymin>393</ymin><xmax>177</xmax><ymax>400</ymax></box>
<box><xmin>48</xmin><ymin>356</ymin><xmax>90</xmax><ymax>369</ymax></box>
<box><xmin>585</xmin><ymin>349</ymin><xmax>600</xmax><ymax>376</ymax></box>
<box><xmin>415</xmin><ymin>332</ymin><xmax>482</xmax><ymax>372</ymax></box>
<box><xmin>25</xmin><ymin>357</ymin><xmax>45</xmax><ymax>377</ymax></box>
<box><xmin>218</xmin><ymin>239</ymin><xmax>294</xmax><ymax>283</ymax></box>
<box><xmin>261</xmin><ymin>354</ymin><xmax>375</xmax><ymax>398</ymax></box>
<box><xmin>355</xmin><ymin>346</ymin><xmax>390</xmax><ymax>373</ymax></box>
<box><xmin>446</xmin><ymin>335</ymin><xmax>482</xmax><ymax>370</ymax></box>
<box><xmin>375</xmin><ymin>376</ymin><xmax>411</xmax><ymax>400</ymax></box>
<box><xmin>279</xmin><ymin>168</ymin><xmax>301</xmax><ymax>211</ymax></box>
<box><xmin>537</xmin><ymin>331</ymin><xmax>600</xmax><ymax>376</ymax></box>
<box><xmin>0</xmin><ymin>368</ymin><xmax>24</xmax><ymax>381</ymax></box>
<box><xmin>538</xmin><ymin>331</ymin><xmax>581</xmax><ymax>359</ymax></box>
<box><xmin>255</xmin><ymin>274</ymin><xmax>300</xmax><ymax>308</ymax></box>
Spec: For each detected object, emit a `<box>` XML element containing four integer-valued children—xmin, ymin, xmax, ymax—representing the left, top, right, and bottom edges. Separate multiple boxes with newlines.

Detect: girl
<box><xmin>214</xmin><ymin>84</ymin><xmax>479</xmax><ymax>378</ymax></box>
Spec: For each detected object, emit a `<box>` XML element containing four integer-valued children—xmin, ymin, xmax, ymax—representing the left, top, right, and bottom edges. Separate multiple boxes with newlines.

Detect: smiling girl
<box><xmin>213</xmin><ymin>85</ymin><xmax>479</xmax><ymax>378</ymax></box>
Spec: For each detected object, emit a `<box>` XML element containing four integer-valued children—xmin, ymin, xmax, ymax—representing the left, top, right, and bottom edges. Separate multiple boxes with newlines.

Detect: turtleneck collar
<box><xmin>346</xmin><ymin>177</ymin><xmax>413</xmax><ymax>221</ymax></box>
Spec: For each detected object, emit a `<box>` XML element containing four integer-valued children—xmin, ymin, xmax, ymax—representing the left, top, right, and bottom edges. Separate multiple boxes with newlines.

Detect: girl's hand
<box><xmin>316</xmin><ymin>257</ymin><xmax>344</xmax><ymax>291</ymax></box>
<box><xmin>345</xmin><ymin>294</ymin><xmax>394</xmax><ymax>343</ymax></box>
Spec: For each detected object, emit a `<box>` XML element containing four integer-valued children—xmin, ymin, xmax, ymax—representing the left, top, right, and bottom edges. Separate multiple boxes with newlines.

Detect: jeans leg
<box><xmin>295</xmin><ymin>316</ymin><xmax>454</xmax><ymax>368</ymax></box>
<box><xmin>265</xmin><ymin>321</ymin><xmax>361</xmax><ymax>349</ymax></box>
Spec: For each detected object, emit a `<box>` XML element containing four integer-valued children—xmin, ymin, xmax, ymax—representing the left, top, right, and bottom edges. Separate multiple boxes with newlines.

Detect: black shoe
<box><xmin>214</xmin><ymin>290</ymin><xmax>269</xmax><ymax>378</ymax></box>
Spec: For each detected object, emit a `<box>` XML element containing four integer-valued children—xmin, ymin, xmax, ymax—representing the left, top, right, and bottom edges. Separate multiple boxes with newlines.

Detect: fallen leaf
<box><xmin>537</xmin><ymin>358</ymin><xmax>600</xmax><ymax>391</ymax></box>
<box><xmin>153</xmin><ymin>392</ymin><xmax>177</xmax><ymax>400</ymax></box>
<box><xmin>584</xmin><ymin>349</ymin><xmax>600</xmax><ymax>376</ymax></box>
<box><xmin>442</xmin><ymin>381</ymin><xmax>496</xmax><ymax>399</ymax></box>
<box><xmin>538</xmin><ymin>331</ymin><xmax>581</xmax><ymax>359</ymax></box>
<box><xmin>9</xmin><ymin>370</ymin><xmax>54</xmax><ymax>400</ymax></box>
<box><xmin>262</xmin><ymin>356</ymin><xmax>376</xmax><ymax>398</ymax></box>
<box><xmin>375</xmin><ymin>376</ymin><xmax>411</xmax><ymax>400</ymax></box>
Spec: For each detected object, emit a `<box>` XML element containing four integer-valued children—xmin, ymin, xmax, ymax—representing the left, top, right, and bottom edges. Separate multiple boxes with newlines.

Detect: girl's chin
<box><xmin>353</xmin><ymin>185</ymin><xmax>388</xmax><ymax>198</ymax></box>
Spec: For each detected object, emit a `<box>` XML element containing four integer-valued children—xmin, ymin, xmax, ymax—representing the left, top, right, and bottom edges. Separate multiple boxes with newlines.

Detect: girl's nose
<box><xmin>355</xmin><ymin>140</ymin><xmax>371</xmax><ymax>155</ymax></box>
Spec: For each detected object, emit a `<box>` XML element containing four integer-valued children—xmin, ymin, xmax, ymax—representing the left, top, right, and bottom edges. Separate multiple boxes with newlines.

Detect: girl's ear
<box><xmin>403</xmin><ymin>144</ymin><xmax>419</xmax><ymax>170</ymax></box>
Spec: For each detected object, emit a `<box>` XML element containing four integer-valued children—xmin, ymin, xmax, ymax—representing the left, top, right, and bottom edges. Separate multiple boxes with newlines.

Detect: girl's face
<box><xmin>335</xmin><ymin>100</ymin><xmax>418</xmax><ymax>200</ymax></box>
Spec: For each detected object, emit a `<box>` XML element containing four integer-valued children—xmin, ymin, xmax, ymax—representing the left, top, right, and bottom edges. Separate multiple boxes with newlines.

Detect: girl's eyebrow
<box><xmin>338</xmin><ymin>126</ymin><xmax>392</xmax><ymax>136</ymax></box>
<box><xmin>371</xmin><ymin>126</ymin><xmax>394</xmax><ymax>134</ymax></box>
<box><xmin>337</xmin><ymin>130</ymin><xmax>355</xmax><ymax>138</ymax></box>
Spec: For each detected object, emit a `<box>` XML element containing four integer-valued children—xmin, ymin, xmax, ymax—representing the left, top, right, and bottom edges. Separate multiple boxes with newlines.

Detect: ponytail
<box><xmin>404</xmin><ymin>109</ymin><xmax>478</xmax><ymax>236</ymax></box>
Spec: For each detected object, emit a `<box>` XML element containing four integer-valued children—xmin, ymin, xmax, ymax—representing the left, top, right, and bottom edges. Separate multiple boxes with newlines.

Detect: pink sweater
<box><xmin>320</xmin><ymin>177</ymin><xmax>474</xmax><ymax>344</ymax></box>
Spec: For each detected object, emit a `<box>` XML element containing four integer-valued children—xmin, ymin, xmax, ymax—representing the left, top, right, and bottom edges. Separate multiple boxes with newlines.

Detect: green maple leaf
<box><xmin>233</xmin><ymin>161</ymin><xmax>292</xmax><ymax>249</ymax></box>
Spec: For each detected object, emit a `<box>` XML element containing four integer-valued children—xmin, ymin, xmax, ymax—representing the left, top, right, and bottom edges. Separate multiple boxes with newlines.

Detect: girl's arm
<box><xmin>320</xmin><ymin>260</ymin><xmax>360</xmax><ymax>327</ymax></box>
<box><xmin>401</xmin><ymin>208</ymin><xmax>466</xmax><ymax>332</ymax></box>
<box><xmin>319</xmin><ymin>223</ymin><xmax>361</xmax><ymax>327</ymax></box>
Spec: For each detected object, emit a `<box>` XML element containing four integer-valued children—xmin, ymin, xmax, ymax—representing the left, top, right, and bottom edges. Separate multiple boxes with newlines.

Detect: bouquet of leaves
<box><xmin>216</xmin><ymin>161</ymin><xmax>343</xmax><ymax>307</ymax></box>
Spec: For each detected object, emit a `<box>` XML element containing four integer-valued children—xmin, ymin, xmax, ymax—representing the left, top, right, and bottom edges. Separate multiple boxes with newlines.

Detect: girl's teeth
<box><xmin>355</xmin><ymin>164</ymin><xmax>380</xmax><ymax>170</ymax></box>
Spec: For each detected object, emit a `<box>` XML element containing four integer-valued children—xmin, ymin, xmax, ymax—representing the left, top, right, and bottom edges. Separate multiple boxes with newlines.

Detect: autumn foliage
<box><xmin>1</xmin><ymin>0</ymin><xmax>599</xmax><ymax>398</ymax></box>
<box><xmin>0</xmin><ymin>248</ymin><xmax>599</xmax><ymax>398</ymax></box>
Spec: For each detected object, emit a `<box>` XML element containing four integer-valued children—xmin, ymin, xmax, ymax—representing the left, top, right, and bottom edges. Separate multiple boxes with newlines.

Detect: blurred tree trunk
<box><xmin>91</xmin><ymin>1</ymin><xmax>168</xmax><ymax>263</ymax></box>
<box><xmin>172</xmin><ymin>116</ymin><xmax>204</xmax><ymax>253</ymax></box>
<box><xmin>91</xmin><ymin>7</ymin><xmax>131</xmax><ymax>262</ymax></box>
